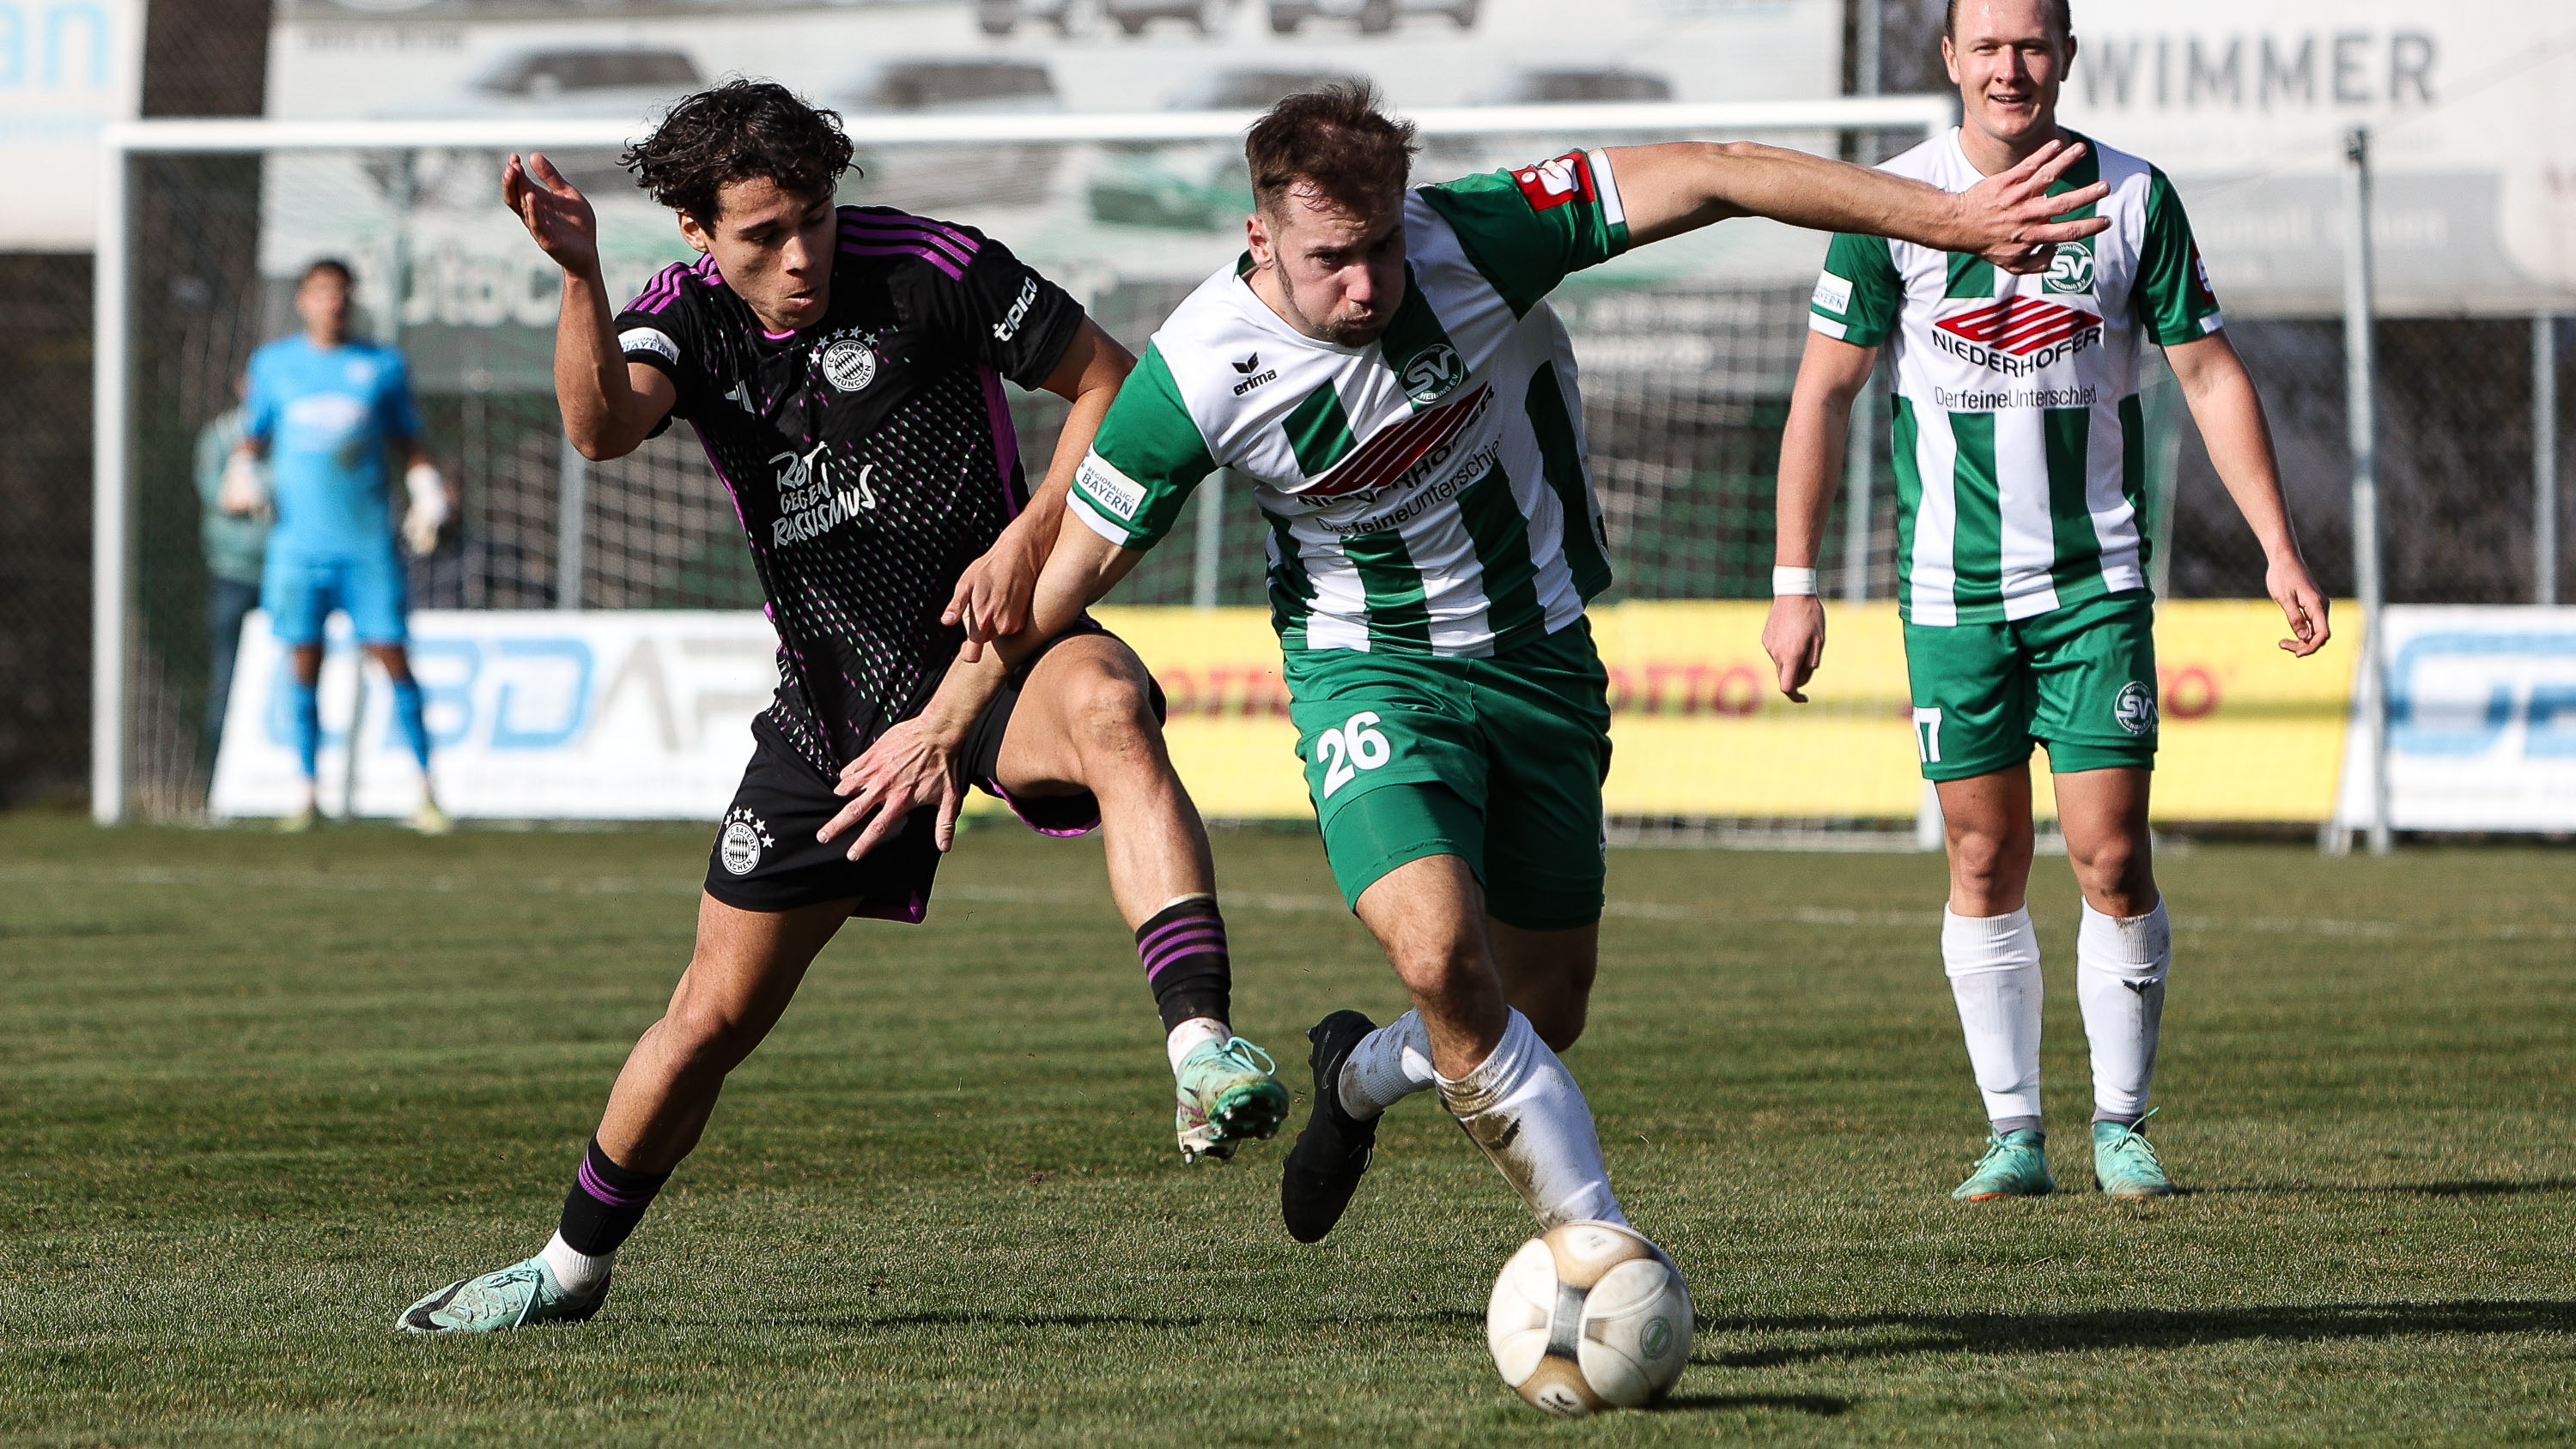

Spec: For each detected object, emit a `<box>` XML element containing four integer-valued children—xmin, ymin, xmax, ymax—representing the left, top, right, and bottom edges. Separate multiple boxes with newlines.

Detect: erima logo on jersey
<box><xmin>1075</xmin><ymin>455</ymin><xmax>1145</xmax><ymax>521</ymax></box>
<box><xmin>1932</xmin><ymin>298</ymin><xmax>2103</xmax><ymax>378</ymax></box>
<box><xmin>1512</xmin><ymin>153</ymin><xmax>1593</xmax><ymax>211</ymax></box>
<box><xmin>620</xmin><ymin>327</ymin><xmax>680</xmax><ymax>366</ymax></box>
<box><xmin>1231</xmin><ymin>353</ymin><xmax>1279</xmax><ymax>396</ymax></box>
<box><xmin>1812</xmin><ymin>272</ymin><xmax>1854</xmax><ymax>315</ymax></box>
<box><xmin>991</xmin><ymin>276</ymin><xmax>1040</xmax><ymax>343</ymax></box>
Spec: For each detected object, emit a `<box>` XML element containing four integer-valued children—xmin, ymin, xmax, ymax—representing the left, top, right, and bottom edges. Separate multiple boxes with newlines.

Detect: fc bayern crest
<box><xmin>719</xmin><ymin>807</ymin><xmax>775</xmax><ymax>876</ymax></box>
<box><xmin>820</xmin><ymin>335</ymin><xmax>878</xmax><ymax>393</ymax></box>
<box><xmin>2113</xmin><ymin>680</ymin><xmax>2159</xmax><ymax>737</ymax></box>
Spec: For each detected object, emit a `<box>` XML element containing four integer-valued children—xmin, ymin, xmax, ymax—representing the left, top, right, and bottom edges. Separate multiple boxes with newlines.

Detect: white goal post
<box><xmin>89</xmin><ymin>95</ymin><xmax>1956</xmax><ymax>824</ymax></box>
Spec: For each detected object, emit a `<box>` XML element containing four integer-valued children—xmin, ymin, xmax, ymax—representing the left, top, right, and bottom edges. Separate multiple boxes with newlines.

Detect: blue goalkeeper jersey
<box><xmin>243</xmin><ymin>334</ymin><xmax>422</xmax><ymax>559</ymax></box>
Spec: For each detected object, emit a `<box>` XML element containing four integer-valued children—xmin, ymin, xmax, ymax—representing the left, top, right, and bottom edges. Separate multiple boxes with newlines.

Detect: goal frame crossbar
<box><xmin>88</xmin><ymin>95</ymin><xmax>1957</xmax><ymax>822</ymax></box>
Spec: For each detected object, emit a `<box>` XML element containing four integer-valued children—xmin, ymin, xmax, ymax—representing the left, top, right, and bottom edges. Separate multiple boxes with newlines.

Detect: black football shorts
<box><xmin>702</xmin><ymin>628</ymin><xmax>1165</xmax><ymax>919</ymax></box>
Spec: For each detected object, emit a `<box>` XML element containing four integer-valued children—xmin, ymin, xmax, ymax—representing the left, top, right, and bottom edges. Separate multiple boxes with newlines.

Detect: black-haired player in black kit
<box><xmin>401</xmin><ymin>80</ymin><xmax>1290</xmax><ymax>1333</ymax></box>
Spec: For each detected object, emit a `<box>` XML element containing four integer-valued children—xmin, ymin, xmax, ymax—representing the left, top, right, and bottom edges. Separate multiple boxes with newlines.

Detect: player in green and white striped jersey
<box><xmin>986</xmin><ymin>82</ymin><xmax>2111</xmax><ymax>1245</ymax></box>
<box><xmin>1765</xmin><ymin>0</ymin><xmax>2333</xmax><ymax>1203</ymax></box>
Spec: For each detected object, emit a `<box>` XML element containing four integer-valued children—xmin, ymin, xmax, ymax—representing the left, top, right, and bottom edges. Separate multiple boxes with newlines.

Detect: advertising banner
<box><xmin>2057</xmin><ymin>0</ymin><xmax>2576</xmax><ymax>315</ymax></box>
<box><xmin>210</xmin><ymin>600</ymin><xmax>2356</xmax><ymax>825</ymax></box>
<box><xmin>209</xmin><ymin>609</ymin><xmax>781</xmax><ymax>821</ymax></box>
<box><xmin>2334</xmin><ymin>605</ymin><xmax>2576</xmax><ymax>834</ymax></box>
<box><xmin>0</xmin><ymin>0</ymin><xmax>142</xmax><ymax>250</ymax></box>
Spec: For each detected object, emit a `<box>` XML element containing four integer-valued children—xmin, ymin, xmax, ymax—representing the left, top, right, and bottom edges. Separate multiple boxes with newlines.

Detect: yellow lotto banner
<box><xmin>1070</xmin><ymin>600</ymin><xmax>2357</xmax><ymax>824</ymax></box>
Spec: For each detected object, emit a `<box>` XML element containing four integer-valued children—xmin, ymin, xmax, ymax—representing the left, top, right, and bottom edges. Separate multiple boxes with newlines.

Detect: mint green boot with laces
<box><xmin>1951</xmin><ymin>1127</ymin><xmax>2056</xmax><ymax>1201</ymax></box>
<box><xmin>2093</xmin><ymin>1110</ymin><xmax>2175</xmax><ymax>1197</ymax></box>
<box><xmin>1174</xmin><ymin>1036</ymin><xmax>1290</xmax><ymax>1164</ymax></box>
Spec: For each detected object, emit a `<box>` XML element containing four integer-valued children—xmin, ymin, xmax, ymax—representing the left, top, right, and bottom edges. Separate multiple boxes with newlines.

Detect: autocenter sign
<box><xmin>2053</xmin><ymin>0</ymin><xmax>2576</xmax><ymax>316</ymax></box>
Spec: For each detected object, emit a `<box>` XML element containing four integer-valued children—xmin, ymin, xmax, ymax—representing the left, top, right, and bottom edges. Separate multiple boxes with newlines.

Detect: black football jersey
<box><xmin>615</xmin><ymin>207</ymin><xmax>1085</xmax><ymax>774</ymax></box>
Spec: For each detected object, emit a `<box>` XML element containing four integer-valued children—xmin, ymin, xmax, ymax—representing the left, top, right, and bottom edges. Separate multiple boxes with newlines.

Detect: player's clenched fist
<box><xmin>502</xmin><ymin>152</ymin><xmax>601</xmax><ymax>276</ymax></box>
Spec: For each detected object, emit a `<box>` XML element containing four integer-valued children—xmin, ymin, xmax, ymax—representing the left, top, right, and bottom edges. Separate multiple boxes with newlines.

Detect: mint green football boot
<box><xmin>397</xmin><ymin>1256</ymin><xmax>610</xmax><ymax>1334</ymax></box>
<box><xmin>1174</xmin><ymin>1036</ymin><xmax>1291</xmax><ymax>1164</ymax></box>
<box><xmin>2093</xmin><ymin>1111</ymin><xmax>2175</xmax><ymax>1198</ymax></box>
<box><xmin>1950</xmin><ymin>1128</ymin><xmax>2056</xmax><ymax>1201</ymax></box>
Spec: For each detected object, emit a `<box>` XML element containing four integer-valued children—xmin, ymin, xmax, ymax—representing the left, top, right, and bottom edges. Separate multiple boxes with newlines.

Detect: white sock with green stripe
<box><xmin>2078</xmin><ymin>900</ymin><xmax>2171</xmax><ymax>1125</ymax></box>
<box><xmin>1437</xmin><ymin>1009</ymin><xmax>1626</xmax><ymax>1229</ymax></box>
<box><xmin>1943</xmin><ymin>906</ymin><xmax>2044</xmax><ymax>1128</ymax></box>
<box><xmin>1338</xmin><ymin>1010</ymin><xmax>1435</xmax><ymax>1119</ymax></box>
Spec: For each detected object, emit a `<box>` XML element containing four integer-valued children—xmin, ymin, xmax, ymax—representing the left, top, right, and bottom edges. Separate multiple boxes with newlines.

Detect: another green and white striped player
<box><xmin>1765</xmin><ymin>0</ymin><xmax>2333</xmax><ymax>1202</ymax></box>
<box><xmin>982</xmin><ymin>82</ymin><xmax>2117</xmax><ymax>1243</ymax></box>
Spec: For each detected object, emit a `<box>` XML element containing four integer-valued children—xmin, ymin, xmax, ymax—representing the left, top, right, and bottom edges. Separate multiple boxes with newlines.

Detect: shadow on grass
<box><xmin>1658</xmin><ymin>1392</ymin><xmax>1852</xmax><ymax>1416</ymax></box>
<box><xmin>781</xmin><ymin>1307</ymin><xmax>1485</xmax><ymax>1332</ymax></box>
<box><xmin>2188</xmin><ymin>1178</ymin><xmax>2576</xmax><ymax>1197</ymax></box>
<box><xmin>1705</xmin><ymin>1300</ymin><xmax>2576</xmax><ymax>1368</ymax></box>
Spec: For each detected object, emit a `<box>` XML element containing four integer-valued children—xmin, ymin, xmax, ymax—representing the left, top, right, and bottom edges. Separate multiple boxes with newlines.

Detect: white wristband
<box><xmin>1771</xmin><ymin>566</ymin><xmax>1820</xmax><ymax>597</ymax></box>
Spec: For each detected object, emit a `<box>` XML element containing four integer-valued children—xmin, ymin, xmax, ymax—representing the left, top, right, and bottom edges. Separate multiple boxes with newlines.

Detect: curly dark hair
<box><xmin>623</xmin><ymin>79</ymin><xmax>857</xmax><ymax>223</ymax></box>
<box><xmin>1244</xmin><ymin>81</ymin><xmax>1417</xmax><ymax>215</ymax></box>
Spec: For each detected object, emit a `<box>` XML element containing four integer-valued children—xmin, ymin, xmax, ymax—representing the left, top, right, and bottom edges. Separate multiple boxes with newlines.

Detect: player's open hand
<box><xmin>1761</xmin><ymin>593</ymin><xmax>1827</xmax><ymax>704</ymax></box>
<box><xmin>502</xmin><ymin>152</ymin><xmax>600</xmax><ymax>276</ymax></box>
<box><xmin>2267</xmin><ymin>557</ymin><xmax>2332</xmax><ymax>658</ymax></box>
<box><xmin>1950</xmin><ymin>140</ymin><xmax>2113</xmax><ymax>275</ymax></box>
<box><xmin>944</xmin><ymin>529</ymin><xmax>1043</xmax><ymax>664</ymax></box>
<box><xmin>821</xmin><ymin>718</ymin><xmax>966</xmax><ymax>860</ymax></box>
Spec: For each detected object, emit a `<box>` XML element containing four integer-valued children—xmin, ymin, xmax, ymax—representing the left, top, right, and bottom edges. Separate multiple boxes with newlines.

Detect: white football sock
<box><xmin>1338</xmin><ymin>1009</ymin><xmax>1436</xmax><ymax>1119</ymax></box>
<box><xmin>2078</xmin><ymin>899</ymin><xmax>2171</xmax><ymax>1123</ymax></box>
<box><xmin>539</xmin><ymin>1230</ymin><xmax>614</xmax><ymax>1296</ymax></box>
<box><xmin>1165</xmin><ymin>1016</ymin><xmax>1230</xmax><ymax>1074</ymax></box>
<box><xmin>1436</xmin><ymin>1009</ymin><xmax>1627</xmax><ymax>1229</ymax></box>
<box><xmin>1943</xmin><ymin>906</ymin><xmax>2044</xmax><ymax>1126</ymax></box>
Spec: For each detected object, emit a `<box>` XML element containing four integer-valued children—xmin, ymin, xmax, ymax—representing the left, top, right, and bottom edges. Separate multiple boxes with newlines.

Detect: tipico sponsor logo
<box><xmin>719</xmin><ymin>806</ymin><xmax>774</xmax><ymax>876</ymax></box>
<box><xmin>2115</xmin><ymin>680</ymin><xmax>2159</xmax><ymax>737</ymax></box>
<box><xmin>990</xmin><ymin>276</ymin><xmax>1041</xmax><ymax>343</ymax></box>
<box><xmin>1932</xmin><ymin>297</ymin><xmax>2103</xmax><ymax>377</ymax></box>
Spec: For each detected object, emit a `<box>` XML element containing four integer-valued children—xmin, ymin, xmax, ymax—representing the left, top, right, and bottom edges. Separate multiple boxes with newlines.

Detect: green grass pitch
<box><xmin>3</xmin><ymin>814</ymin><xmax>2572</xmax><ymax>1446</ymax></box>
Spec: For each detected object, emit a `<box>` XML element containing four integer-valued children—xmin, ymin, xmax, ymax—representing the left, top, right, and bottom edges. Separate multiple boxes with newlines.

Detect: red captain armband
<box><xmin>1511</xmin><ymin>152</ymin><xmax>1595</xmax><ymax>212</ymax></box>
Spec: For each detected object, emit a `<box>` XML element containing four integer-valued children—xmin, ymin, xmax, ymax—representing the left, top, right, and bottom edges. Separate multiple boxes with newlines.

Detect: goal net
<box><xmin>96</xmin><ymin>100</ymin><xmax>1993</xmax><ymax>836</ymax></box>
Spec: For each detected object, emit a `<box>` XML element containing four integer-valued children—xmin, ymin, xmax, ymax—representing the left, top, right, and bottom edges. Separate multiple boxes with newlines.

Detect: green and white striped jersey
<box><xmin>1809</xmin><ymin>129</ymin><xmax>2222</xmax><ymax>627</ymax></box>
<box><xmin>1068</xmin><ymin>150</ymin><xmax>1627</xmax><ymax>656</ymax></box>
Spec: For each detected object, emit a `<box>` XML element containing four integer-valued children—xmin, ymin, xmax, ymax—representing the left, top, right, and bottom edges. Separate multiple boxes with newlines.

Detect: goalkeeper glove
<box><xmin>403</xmin><ymin>461</ymin><xmax>450</xmax><ymax>556</ymax></box>
<box><xmin>218</xmin><ymin>450</ymin><xmax>269</xmax><ymax>518</ymax></box>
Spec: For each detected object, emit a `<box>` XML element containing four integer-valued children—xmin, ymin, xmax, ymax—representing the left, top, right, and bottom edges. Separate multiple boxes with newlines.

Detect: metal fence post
<box><xmin>1842</xmin><ymin>362</ymin><xmax>1877</xmax><ymax>603</ymax></box>
<box><xmin>91</xmin><ymin>139</ymin><xmax>131</xmax><ymax>826</ymax></box>
<box><xmin>557</xmin><ymin>434</ymin><xmax>588</xmax><ymax>611</ymax></box>
<box><xmin>2344</xmin><ymin>127</ymin><xmax>2391</xmax><ymax>856</ymax></box>
<box><xmin>2539</xmin><ymin>312</ymin><xmax>2560</xmax><ymax>607</ymax></box>
<box><xmin>1191</xmin><ymin>468</ymin><xmax>1226</xmax><ymax>609</ymax></box>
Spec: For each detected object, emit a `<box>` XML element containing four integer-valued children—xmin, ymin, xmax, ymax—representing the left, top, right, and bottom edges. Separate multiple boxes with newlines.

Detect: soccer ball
<box><xmin>1484</xmin><ymin>1219</ymin><xmax>1692</xmax><ymax>1416</ymax></box>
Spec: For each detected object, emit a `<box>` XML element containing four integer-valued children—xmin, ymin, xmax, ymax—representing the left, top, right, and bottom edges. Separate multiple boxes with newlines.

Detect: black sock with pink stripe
<box><xmin>556</xmin><ymin>1137</ymin><xmax>671</xmax><ymax>1257</ymax></box>
<box><xmin>1136</xmin><ymin>896</ymin><xmax>1231</xmax><ymax>1034</ymax></box>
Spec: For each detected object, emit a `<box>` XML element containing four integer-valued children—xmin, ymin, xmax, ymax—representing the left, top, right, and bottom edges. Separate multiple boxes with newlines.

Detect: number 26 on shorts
<box><xmin>1316</xmin><ymin>710</ymin><xmax>1395</xmax><ymax>798</ymax></box>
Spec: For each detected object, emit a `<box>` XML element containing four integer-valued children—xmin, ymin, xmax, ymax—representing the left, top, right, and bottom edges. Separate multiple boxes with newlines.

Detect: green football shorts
<box><xmin>1282</xmin><ymin>619</ymin><xmax>1611</xmax><ymax>931</ymax></box>
<box><xmin>1902</xmin><ymin>590</ymin><xmax>2160</xmax><ymax>781</ymax></box>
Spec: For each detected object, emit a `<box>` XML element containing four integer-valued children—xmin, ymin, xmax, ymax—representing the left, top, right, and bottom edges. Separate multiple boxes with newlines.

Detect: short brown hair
<box><xmin>1244</xmin><ymin>82</ymin><xmax>1418</xmax><ymax>215</ymax></box>
<box><xmin>1945</xmin><ymin>0</ymin><xmax>2072</xmax><ymax>39</ymax></box>
<box><xmin>624</xmin><ymin>79</ymin><xmax>855</xmax><ymax>223</ymax></box>
<box><xmin>297</xmin><ymin>258</ymin><xmax>352</xmax><ymax>288</ymax></box>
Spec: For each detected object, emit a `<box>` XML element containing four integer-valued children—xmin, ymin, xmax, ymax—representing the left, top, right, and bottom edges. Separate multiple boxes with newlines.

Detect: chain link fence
<box><xmin>90</xmin><ymin>139</ymin><xmax>2576</xmax><ymax>818</ymax></box>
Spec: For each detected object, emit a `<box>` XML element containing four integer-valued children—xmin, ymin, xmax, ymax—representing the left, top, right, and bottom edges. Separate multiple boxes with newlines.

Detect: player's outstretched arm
<box><xmin>502</xmin><ymin>151</ymin><xmax>676</xmax><ymax>461</ymax></box>
<box><xmin>944</xmin><ymin>322</ymin><xmax>1136</xmax><ymax>648</ymax></box>
<box><xmin>1611</xmin><ymin>139</ymin><xmax>2110</xmax><ymax>274</ymax></box>
<box><xmin>1763</xmin><ymin>332</ymin><xmax>1879</xmax><ymax>702</ymax></box>
<box><xmin>2166</xmin><ymin>331</ymin><xmax>2330</xmax><ymax>658</ymax></box>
